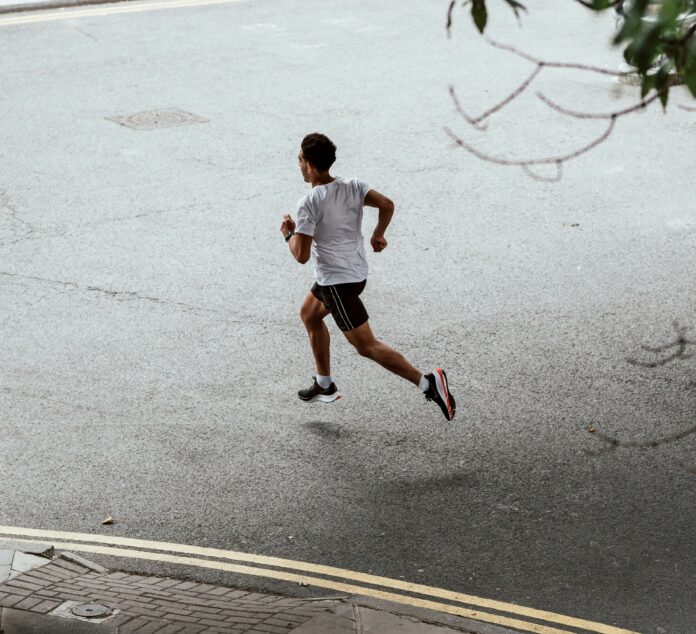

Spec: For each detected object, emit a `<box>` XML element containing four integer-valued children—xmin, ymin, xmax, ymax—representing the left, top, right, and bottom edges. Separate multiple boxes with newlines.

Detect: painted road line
<box><xmin>2</xmin><ymin>537</ymin><xmax>580</xmax><ymax>634</ymax></box>
<box><xmin>0</xmin><ymin>0</ymin><xmax>238</xmax><ymax>26</ymax></box>
<box><xmin>0</xmin><ymin>527</ymin><xmax>639</xmax><ymax>634</ymax></box>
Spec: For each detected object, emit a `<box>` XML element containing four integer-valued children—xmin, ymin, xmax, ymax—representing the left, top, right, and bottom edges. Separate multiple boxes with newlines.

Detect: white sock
<box><xmin>316</xmin><ymin>374</ymin><xmax>333</xmax><ymax>389</ymax></box>
<box><xmin>419</xmin><ymin>375</ymin><xmax>430</xmax><ymax>392</ymax></box>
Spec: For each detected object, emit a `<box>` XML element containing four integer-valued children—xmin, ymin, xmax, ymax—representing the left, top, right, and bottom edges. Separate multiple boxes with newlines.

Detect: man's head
<box><xmin>298</xmin><ymin>133</ymin><xmax>336</xmax><ymax>182</ymax></box>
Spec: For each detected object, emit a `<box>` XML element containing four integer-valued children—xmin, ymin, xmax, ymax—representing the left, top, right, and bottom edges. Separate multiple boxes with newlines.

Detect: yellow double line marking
<box><xmin>0</xmin><ymin>526</ymin><xmax>637</xmax><ymax>634</ymax></box>
<box><xmin>0</xmin><ymin>0</ymin><xmax>238</xmax><ymax>27</ymax></box>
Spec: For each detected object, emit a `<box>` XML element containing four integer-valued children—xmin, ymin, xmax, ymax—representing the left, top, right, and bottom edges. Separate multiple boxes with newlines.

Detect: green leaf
<box><xmin>659</xmin><ymin>87</ymin><xmax>669</xmax><ymax>108</ymax></box>
<box><xmin>658</xmin><ymin>0</ymin><xmax>683</xmax><ymax>22</ymax></box>
<box><xmin>624</xmin><ymin>23</ymin><xmax>663</xmax><ymax>73</ymax></box>
<box><xmin>590</xmin><ymin>0</ymin><xmax>614</xmax><ymax>9</ymax></box>
<box><xmin>640</xmin><ymin>73</ymin><xmax>656</xmax><ymax>97</ymax></box>
<box><xmin>684</xmin><ymin>37</ymin><xmax>696</xmax><ymax>96</ymax></box>
<box><xmin>471</xmin><ymin>0</ymin><xmax>487</xmax><ymax>33</ymax></box>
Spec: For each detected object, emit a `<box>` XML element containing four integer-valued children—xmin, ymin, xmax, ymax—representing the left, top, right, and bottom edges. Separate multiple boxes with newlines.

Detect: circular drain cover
<box><xmin>70</xmin><ymin>603</ymin><xmax>112</xmax><ymax>619</ymax></box>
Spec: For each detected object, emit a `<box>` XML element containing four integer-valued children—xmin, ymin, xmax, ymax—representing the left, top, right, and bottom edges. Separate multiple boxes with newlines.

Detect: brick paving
<box><xmin>0</xmin><ymin>554</ymin><xmax>338</xmax><ymax>632</ymax></box>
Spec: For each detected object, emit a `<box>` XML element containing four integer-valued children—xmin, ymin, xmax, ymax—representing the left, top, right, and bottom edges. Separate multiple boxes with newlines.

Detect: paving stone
<box><xmin>14</xmin><ymin>596</ymin><xmax>43</xmax><ymax>610</ymax></box>
<box><xmin>2</xmin><ymin>584</ymin><xmax>34</xmax><ymax>596</ymax></box>
<box><xmin>153</xmin><ymin>600</ymin><xmax>193</xmax><ymax>614</ymax></box>
<box><xmin>5</xmin><ymin>579</ymin><xmax>44</xmax><ymax>592</ymax></box>
<box><xmin>253</xmin><ymin>624</ymin><xmax>293</xmax><ymax>634</ymax></box>
<box><xmin>0</xmin><ymin>593</ymin><xmax>25</xmax><ymax>607</ymax></box>
<box><xmin>30</xmin><ymin>599</ymin><xmax>62</xmax><ymax>613</ymax></box>
<box><xmin>205</xmin><ymin>587</ymin><xmax>234</xmax><ymax>596</ymax></box>
<box><xmin>170</xmin><ymin>581</ymin><xmax>199</xmax><ymax>591</ymax></box>
<box><xmin>151</xmin><ymin>578</ymin><xmax>178</xmax><ymax>588</ymax></box>
<box><xmin>163</xmin><ymin>613</ymin><xmax>200</xmax><ymax>623</ymax></box>
<box><xmin>192</xmin><ymin>610</ymin><xmax>226</xmax><ymax>620</ymax></box>
<box><xmin>0</xmin><ymin>563</ymin><xmax>10</xmax><ymax>583</ymax></box>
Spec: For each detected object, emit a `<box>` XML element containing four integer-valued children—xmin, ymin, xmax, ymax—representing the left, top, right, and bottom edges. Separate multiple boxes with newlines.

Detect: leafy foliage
<box><xmin>449</xmin><ymin>0</ymin><xmax>696</xmax><ymax>103</ymax></box>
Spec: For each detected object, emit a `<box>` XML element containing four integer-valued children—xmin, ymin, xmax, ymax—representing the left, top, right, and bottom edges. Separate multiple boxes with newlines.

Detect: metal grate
<box><xmin>106</xmin><ymin>109</ymin><xmax>208</xmax><ymax>131</ymax></box>
<box><xmin>70</xmin><ymin>603</ymin><xmax>113</xmax><ymax>618</ymax></box>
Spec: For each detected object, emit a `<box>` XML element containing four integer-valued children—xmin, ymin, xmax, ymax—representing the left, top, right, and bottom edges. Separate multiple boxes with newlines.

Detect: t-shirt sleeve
<box><xmin>295</xmin><ymin>195</ymin><xmax>316</xmax><ymax>236</ymax></box>
<box><xmin>353</xmin><ymin>178</ymin><xmax>370</xmax><ymax>204</ymax></box>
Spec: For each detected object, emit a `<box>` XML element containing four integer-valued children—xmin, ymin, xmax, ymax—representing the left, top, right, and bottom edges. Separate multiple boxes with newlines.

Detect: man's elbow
<box><xmin>296</xmin><ymin>251</ymin><xmax>310</xmax><ymax>265</ymax></box>
<box><xmin>382</xmin><ymin>199</ymin><xmax>395</xmax><ymax>213</ymax></box>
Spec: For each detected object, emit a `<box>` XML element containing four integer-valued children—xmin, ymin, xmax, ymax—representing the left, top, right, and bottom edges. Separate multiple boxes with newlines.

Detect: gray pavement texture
<box><xmin>0</xmin><ymin>550</ymin><xmax>487</xmax><ymax>633</ymax></box>
<box><xmin>1</xmin><ymin>0</ymin><xmax>695</xmax><ymax>634</ymax></box>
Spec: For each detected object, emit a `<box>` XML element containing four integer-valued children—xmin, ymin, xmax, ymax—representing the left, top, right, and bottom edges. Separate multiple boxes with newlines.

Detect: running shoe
<box><xmin>424</xmin><ymin>368</ymin><xmax>456</xmax><ymax>420</ymax></box>
<box><xmin>298</xmin><ymin>377</ymin><xmax>341</xmax><ymax>403</ymax></box>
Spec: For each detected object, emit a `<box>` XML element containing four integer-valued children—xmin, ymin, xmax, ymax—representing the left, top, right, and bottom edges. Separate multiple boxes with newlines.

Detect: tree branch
<box><xmin>449</xmin><ymin>64</ymin><xmax>542</xmax><ymax>130</ymax></box>
<box><xmin>537</xmin><ymin>91</ymin><xmax>661</xmax><ymax>119</ymax></box>
<box><xmin>445</xmin><ymin>116</ymin><xmax>616</xmax><ymax>168</ymax></box>
<box><xmin>485</xmin><ymin>38</ymin><xmax>630</xmax><ymax>77</ymax></box>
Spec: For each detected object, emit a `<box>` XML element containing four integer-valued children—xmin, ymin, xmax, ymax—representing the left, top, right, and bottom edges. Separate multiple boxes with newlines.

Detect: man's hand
<box><xmin>371</xmin><ymin>234</ymin><xmax>388</xmax><ymax>252</ymax></box>
<box><xmin>280</xmin><ymin>214</ymin><xmax>296</xmax><ymax>235</ymax></box>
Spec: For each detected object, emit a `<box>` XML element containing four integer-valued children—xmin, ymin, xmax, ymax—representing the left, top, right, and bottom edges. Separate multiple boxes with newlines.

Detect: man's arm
<box><xmin>364</xmin><ymin>189</ymin><xmax>394</xmax><ymax>252</ymax></box>
<box><xmin>280</xmin><ymin>214</ymin><xmax>313</xmax><ymax>264</ymax></box>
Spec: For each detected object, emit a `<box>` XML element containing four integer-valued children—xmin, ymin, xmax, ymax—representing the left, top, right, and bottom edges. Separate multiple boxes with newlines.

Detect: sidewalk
<box><xmin>0</xmin><ymin>543</ymin><xmax>517</xmax><ymax>634</ymax></box>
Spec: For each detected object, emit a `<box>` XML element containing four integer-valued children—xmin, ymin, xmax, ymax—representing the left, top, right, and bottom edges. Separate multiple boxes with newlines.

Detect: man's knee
<box><xmin>300</xmin><ymin>305</ymin><xmax>323</xmax><ymax>328</ymax></box>
<box><xmin>352</xmin><ymin>337</ymin><xmax>376</xmax><ymax>359</ymax></box>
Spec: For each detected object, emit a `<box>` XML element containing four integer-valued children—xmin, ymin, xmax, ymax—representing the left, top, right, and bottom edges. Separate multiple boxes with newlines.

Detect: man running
<box><xmin>280</xmin><ymin>133</ymin><xmax>455</xmax><ymax>421</ymax></box>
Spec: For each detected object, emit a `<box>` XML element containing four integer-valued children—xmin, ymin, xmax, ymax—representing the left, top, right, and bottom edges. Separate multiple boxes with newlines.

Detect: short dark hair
<box><xmin>301</xmin><ymin>133</ymin><xmax>336</xmax><ymax>172</ymax></box>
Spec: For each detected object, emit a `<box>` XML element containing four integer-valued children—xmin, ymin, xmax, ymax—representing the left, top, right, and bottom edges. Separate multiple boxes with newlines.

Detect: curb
<box><xmin>0</xmin><ymin>0</ymin><xmax>132</xmax><ymax>16</ymax></box>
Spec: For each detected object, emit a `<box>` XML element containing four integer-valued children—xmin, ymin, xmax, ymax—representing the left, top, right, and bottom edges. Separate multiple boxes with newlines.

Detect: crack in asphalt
<box><xmin>0</xmin><ymin>189</ymin><xmax>39</xmax><ymax>247</ymax></box>
<box><xmin>0</xmin><ymin>270</ymin><xmax>214</xmax><ymax>314</ymax></box>
<box><xmin>0</xmin><ymin>386</ymin><xmax>112</xmax><ymax>420</ymax></box>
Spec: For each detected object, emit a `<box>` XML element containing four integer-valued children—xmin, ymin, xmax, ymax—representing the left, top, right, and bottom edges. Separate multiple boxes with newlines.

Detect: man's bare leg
<box><xmin>300</xmin><ymin>292</ymin><xmax>331</xmax><ymax>376</ymax></box>
<box><xmin>343</xmin><ymin>321</ymin><xmax>421</xmax><ymax>386</ymax></box>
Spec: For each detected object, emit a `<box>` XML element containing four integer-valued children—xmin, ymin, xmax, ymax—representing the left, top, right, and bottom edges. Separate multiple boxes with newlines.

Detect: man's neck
<box><xmin>310</xmin><ymin>173</ymin><xmax>335</xmax><ymax>188</ymax></box>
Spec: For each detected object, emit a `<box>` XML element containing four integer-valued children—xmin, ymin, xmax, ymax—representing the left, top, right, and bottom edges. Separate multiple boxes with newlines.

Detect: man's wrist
<box><xmin>284</xmin><ymin>230</ymin><xmax>295</xmax><ymax>242</ymax></box>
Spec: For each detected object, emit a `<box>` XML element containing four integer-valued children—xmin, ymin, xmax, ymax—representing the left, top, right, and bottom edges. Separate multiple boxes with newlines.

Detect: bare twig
<box><xmin>592</xmin><ymin>423</ymin><xmax>696</xmax><ymax>450</ymax></box>
<box><xmin>446</xmin><ymin>0</ymin><xmax>456</xmax><ymax>38</ymax></box>
<box><xmin>485</xmin><ymin>38</ymin><xmax>630</xmax><ymax>77</ymax></box>
<box><xmin>521</xmin><ymin>163</ymin><xmax>563</xmax><ymax>182</ymax></box>
<box><xmin>445</xmin><ymin>116</ymin><xmax>616</xmax><ymax>168</ymax></box>
<box><xmin>626</xmin><ymin>321</ymin><xmax>696</xmax><ymax>368</ymax></box>
<box><xmin>537</xmin><ymin>91</ymin><xmax>661</xmax><ymax>119</ymax></box>
<box><xmin>449</xmin><ymin>65</ymin><xmax>542</xmax><ymax>130</ymax></box>
<box><xmin>571</xmin><ymin>0</ymin><xmax>622</xmax><ymax>8</ymax></box>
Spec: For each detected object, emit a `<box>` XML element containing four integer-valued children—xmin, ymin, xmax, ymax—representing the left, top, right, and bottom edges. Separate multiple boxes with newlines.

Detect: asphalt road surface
<box><xmin>2</xmin><ymin>1</ymin><xmax>695</xmax><ymax>632</ymax></box>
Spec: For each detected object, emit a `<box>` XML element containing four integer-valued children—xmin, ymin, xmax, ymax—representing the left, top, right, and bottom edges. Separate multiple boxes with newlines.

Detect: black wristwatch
<box><xmin>284</xmin><ymin>230</ymin><xmax>295</xmax><ymax>242</ymax></box>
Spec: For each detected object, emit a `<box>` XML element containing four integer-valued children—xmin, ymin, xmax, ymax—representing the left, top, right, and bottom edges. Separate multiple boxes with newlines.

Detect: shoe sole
<box><xmin>433</xmin><ymin>368</ymin><xmax>455</xmax><ymax>420</ymax></box>
<box><xmin>299</xmin><ymin>392</ymin><xmax>342</xmax><ymax>403</ymax></box>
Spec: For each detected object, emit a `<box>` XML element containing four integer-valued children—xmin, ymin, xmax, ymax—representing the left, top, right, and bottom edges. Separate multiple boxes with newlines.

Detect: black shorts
<box><xmin>311</xmin><ymin>280</ymin><xmax>368</xmax><ymax>332</ymax></box>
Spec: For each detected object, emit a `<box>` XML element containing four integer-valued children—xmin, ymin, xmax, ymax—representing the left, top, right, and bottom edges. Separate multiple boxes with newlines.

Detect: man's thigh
<box><xmin>301</xmin><ymin>290</ymin><xmax>330</xmax><ymax>323</ymax></box>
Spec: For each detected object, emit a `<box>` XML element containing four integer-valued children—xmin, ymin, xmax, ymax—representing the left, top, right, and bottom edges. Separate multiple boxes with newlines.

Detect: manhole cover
<box><xmin>106</xmin><ymin>108</ymin><xmax>209</xmax><ymax>131</ymax></box>
<box><xmin>70</xmin><ymin>603</ymin><xmax>112</xmax><ymax>618</ymax></box>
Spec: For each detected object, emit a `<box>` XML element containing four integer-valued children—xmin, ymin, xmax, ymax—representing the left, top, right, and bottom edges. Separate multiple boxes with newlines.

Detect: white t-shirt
<box><xmin>295</xmin><ymin>177</ymin><xmax>371</xmax><ymax>286</ymax></box>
